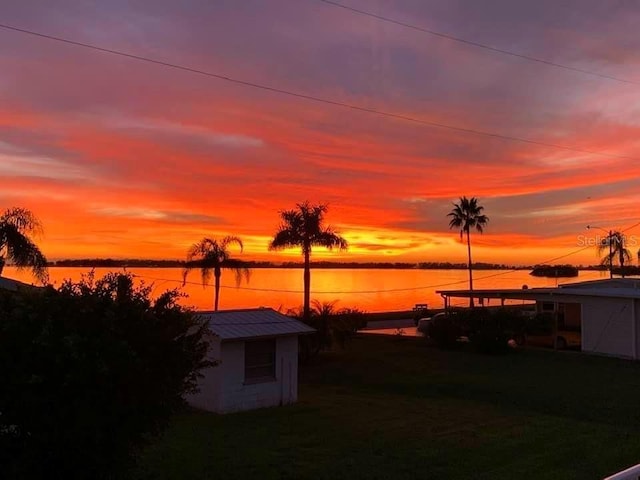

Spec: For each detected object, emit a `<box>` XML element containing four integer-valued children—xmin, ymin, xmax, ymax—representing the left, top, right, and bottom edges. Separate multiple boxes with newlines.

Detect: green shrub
<box><xmin>427</xmin><ymin>308</ymin><xmax>525</xmax><ymax>354</ymax></box>
<box><xmin>0</xmin><ymin>273</ymin><xmax>213</xmax><ymax>479</ymax></box>
<box><xmin>469</xmin><ymin>325</ymin><xmax>509</xmax><ymax>354</ymax></box>
<box><xmin>413</xmin><ymin>308</ymin><xmax>429</xmax><ymax>326</ymax></box>
<box><xmin>468</xmin><ymin>308</ymin><xmax>523</xmax><ymax>354</ymax></box>
<box><xmin>291</xmin><ymin>301</ymin><xmax>367</xmax><ymax>360</ymax></box>
<box><xmin>427</xmin><ymin>314</ymin><xmax>462</xmax><ymax>349</ymax></box>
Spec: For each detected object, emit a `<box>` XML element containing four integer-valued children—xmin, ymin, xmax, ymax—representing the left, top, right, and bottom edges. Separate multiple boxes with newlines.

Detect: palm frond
<box><xmin>316</xmin><ymin>230</ymin><xmax>348</xmax><ymax>250</ymax></box>
<box><xmin>1</xmin><ymin>223</ymin><xmax>48</xmax><ymax>284</ymax></box>
<box><xmin>596</xmin><ymin>231</ymin><xmax>632</xmax><ymax>267</ymax></box>
<box><xmin>447</xmin><ymin>197</ymin><xmax>488</xmax><ymax>236</ymax></box>
<box><xmin>221</xmin><ymin>236</ymin><xmax>243</xmax><ymax>252</ymax></box>
<box><xmin>223</xmin><ymin>258</ymin><xmax>251</xmax><ymax>286</ymax></box>
<box><xmin>269</xmin><ymin>228</ymin><xmax>300</xmax><ymax>250</ymax></box>
<box><xmin>311</xmin><ymin>299</ymin><xmax>338</xmax><ymax>317</ymax></box>
<box><xmin>1</xmin><ymin>207</ymin><xmax>43</xmax><ymax>236</ymax></box>
<box><xmin>183</xmin><ymin>235</ymin><xmax>250</xmax><ymax>297</ymax></box>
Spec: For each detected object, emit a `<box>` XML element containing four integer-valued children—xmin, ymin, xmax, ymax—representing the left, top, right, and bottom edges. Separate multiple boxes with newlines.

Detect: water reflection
<box><xmin>4</xmin><ymin>267</ymin><xmax>612</xmax><ymax>312</ymax></box>
<box><xmin>361</xmin><ymin>327</ymin><xmax>423</xmax><ymax>337</ymax></box>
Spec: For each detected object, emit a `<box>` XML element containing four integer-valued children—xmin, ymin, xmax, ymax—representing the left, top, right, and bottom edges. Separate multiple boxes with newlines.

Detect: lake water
<box><xmin>5</xmin><ymin>267</ymin><xmax>612</xmax><ymax>313</ymax></box>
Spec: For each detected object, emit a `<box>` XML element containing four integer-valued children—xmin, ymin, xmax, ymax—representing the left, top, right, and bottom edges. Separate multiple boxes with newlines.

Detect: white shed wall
<box><xmin>186</xmin><ymin>337</ymin><xmax>223</xmax><ymax>411</ymax></box>
<box><xmin>581</xmin><ymin>297</ymin><xmax>634</xmax><ymax>358</ymax></box>
<box><xmin>189</xmin><ymin>335</ymin><xmax>299</xmax><ymax>414</ymax></box>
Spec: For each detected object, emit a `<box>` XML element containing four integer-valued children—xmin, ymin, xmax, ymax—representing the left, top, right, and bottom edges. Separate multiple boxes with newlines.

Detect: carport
<box><xmin>436</xmin><ymin>285</ymin><xmax>640</xmax><ymax>359</ymax></box>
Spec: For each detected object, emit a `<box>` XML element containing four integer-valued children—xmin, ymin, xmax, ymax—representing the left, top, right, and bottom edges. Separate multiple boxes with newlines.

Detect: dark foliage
<box><xmin>427</xmin><ymin>313</ymin><xmax>463</xmax><ymax>349</ymax></box>
<box><xmin>428</xmin><ymin>308</ymin><xmax>526</xmax><ymax>354</ymax></box>
<box><xmin>290</xmin><ymin>301</ymin><xmax>366</xmax><ymax>361</ymax></box>
<box><xmin>0</xmin><ymin>272</ymin><xmax>213</xmax><ymax>480</ymax></box>
<box><xmin>413</xmin><ymin>307</ymin><xmax>429</xmax><ymax>326</ymax></box>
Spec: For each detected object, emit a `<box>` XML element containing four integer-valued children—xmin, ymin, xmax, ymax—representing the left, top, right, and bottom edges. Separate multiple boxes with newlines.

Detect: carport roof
<box><xmin>436</xmin><ymin>287</ymin><xmax>640</xmax><ymax>301</ymax></box>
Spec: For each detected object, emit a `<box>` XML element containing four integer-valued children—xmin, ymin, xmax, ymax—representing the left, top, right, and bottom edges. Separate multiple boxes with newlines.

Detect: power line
<box><xmin>315</xmin><ymin>0</ymin><xmax>639</xmax><ymax>86</ymax></box>
<box><xmin>133</xmin><ymin>272</ymin><xmax>473</xmax><ymax>293</ymax></box>
<box><xmin>0</xmin><ymin>22</ymin><xmax>636</xmax><ymax>162</ymax></box>
<box><xmin>532</xmin><ymin>244</ymin><xmax>593</xmax><ymax>264</ymax></box>
<box><xmin>622</xmin><ymin>220</ymin><xmax>640</xmax><ymax>233</ymax></box>
<box><xmin>130</xmin><ymin>242</ymin><xmax>595</xmax><ymax>295</ymax></box>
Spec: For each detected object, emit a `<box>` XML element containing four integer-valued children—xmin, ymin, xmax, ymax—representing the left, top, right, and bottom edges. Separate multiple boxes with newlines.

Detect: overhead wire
<box><xmin>0</xmin><ymin>23</ymin><xmax>636</xmax><ymax>162</ymax></box>
<box><xmin>129</xmin><ymin>242</ymin><xmax>598</xmax><ymax>295</ymax></box>
<box><xmin>1</xmin><ymin>20</ymin><xmax>633</xmax><ymax>295</ymax></box>
<box><xmin>315</xmin><ymin>0</ymin><xmax>639</xmax><ymax>86</ymax></box>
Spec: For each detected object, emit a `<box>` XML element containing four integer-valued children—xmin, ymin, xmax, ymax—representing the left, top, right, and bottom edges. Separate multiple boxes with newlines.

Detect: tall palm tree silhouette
<box><xmin>269</xmin><ymin>202</ymin><xmax>347</xmax><ymax>322</ymax></box>
<box><xmin>447</xmin><ymin>197</ymin><xmax>489</xmax><ymax>307</ymax></box>
<box><xmin>0</xmin><ymin>207</ymin><xmax>48</xmax><ymax>284</ymax></box>
<box><xmin>182</xmin><ymin>236</ymin><xmax>250</xmax><ymax>311</ymax></box>
<box><xmin>597</xmin><ymin>231</ymin><xmax>631</xmax><ymax>278</ymax></box>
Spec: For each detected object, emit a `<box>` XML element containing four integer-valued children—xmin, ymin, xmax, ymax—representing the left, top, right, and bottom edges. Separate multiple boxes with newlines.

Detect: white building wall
<box><xmin>186</xmin><ymin>337</ymin><xmax>223</xmax><ymax>411</ymax></box>
<box><xmin>581</xmin><ymin>298</ymin><xmax>634</xmax><ymax>358</ymax></box>
<box><xmin>190</xmin><ymin>335</ymin><xmax>300</xmax><ymax>414</ymax></box>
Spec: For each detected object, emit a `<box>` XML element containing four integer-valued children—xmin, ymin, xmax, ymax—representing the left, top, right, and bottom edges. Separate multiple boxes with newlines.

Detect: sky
<box><xmin>2</xmin><ymin>0</ymin><xmax>640</xmax><ymax>265</ymax></box>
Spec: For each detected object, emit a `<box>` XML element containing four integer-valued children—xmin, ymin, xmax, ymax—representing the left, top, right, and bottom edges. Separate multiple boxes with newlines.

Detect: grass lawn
<box><xmin>134</xmin><ymin>335</ymin><xmax>640</xmax><ymax>480</ymax></box>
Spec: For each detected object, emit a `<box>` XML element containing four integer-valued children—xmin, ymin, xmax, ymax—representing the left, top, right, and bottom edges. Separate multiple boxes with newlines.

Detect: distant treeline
<box><xmin>49</xmin><ymin>259</ymin><xmax>610</xmax><ymax>270</ymax></box>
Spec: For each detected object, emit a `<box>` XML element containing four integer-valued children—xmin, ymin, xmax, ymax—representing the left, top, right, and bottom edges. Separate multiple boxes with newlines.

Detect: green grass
<box><xmin>134</xmin><ymin>336</ymin><xmax>640</xmax><ymax>480</ymax></box>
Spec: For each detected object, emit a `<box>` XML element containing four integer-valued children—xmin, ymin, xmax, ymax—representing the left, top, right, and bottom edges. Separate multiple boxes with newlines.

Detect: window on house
<box><xmin>245</xmin><ymin>339</ymin><xmax>276</xmax><ymax>382</ymax></box>
<box><xmin>541</xmin><ymin>302</ymin><xmax>555</xmax><ymax>312</ymax></box>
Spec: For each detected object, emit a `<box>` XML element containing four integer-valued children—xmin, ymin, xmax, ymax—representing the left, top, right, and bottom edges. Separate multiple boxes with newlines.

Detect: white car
<box><xmin>417</xmin><ymin>317</ymin><xmax>431</xmax><ymax>334</ymax></box>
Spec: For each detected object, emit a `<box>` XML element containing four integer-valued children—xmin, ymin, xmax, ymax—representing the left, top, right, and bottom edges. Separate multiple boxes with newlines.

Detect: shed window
<box><xmin>245</xmin><ymin>339</ymin><xmax>276</xmax><ymax>381</ymax></box>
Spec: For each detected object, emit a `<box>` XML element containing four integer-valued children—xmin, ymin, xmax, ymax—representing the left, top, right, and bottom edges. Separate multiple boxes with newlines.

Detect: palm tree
<box><xmin>182</xmin><ymin>236</ymin><xmax>250</xmax><ymax>311</ymax></box>
<box><xmin>269</xmin><ymin>202</ymin><xmax>348</xmax><ymax>322</ymax></box>
<box><xmin>447</xmin><ymin>197</ymin><xmax>489</xmax><ymax>307</ymax></box>
<box><xmin>0</xmin><ymin>207</ymin><xmax>48</xmax><ymax>284</ymax></box>
<box><xmin>597</xmin><ymin>231</ymin><xmax>631</xmax><ymax>278</ymax></box>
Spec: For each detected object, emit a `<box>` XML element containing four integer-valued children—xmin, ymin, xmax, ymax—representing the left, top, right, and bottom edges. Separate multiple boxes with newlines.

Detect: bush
<box><xmin>428</xmin><ymin>308</ymin><xmax>525</xmax><ymax>354</ymax></box>
<box><xmin>0</xmin><ymin>273</ymin><xmax>213</xmax><ymax>479</ymax></box>
<box><xmin>468</xmin><ymin>308</ymin><xmax>523</xmax><ymax>354</ymax></box>
<box><xmin>469</xmin><ymin>324</ymin><xmax>509</xmax><ymax>354</ymax></box>
<box><xmin>413</xmin><ymin>308</ymin><xmax>429</xmax><ymax>326</ymax></box>
<box><xmin>292</xmin><ymin>301</ymin><xmax>367</xmax><ymax>360</ymax></box>
<box><xmin>427</xmin><ymin>314</ymin><xmax>462</xmax><ymax>349</ymax></box>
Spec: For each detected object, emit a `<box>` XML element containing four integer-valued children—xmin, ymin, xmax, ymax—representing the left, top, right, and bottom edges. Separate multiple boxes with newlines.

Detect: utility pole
<box><xmin>609</xmin><ymin>230</ymin><xmax>613</xmax><ymax>279</ymax></box>
<box><xmin>587</xmin><ymin>225</ymin><xmax>614</xmax><ymax>279</ymax></box>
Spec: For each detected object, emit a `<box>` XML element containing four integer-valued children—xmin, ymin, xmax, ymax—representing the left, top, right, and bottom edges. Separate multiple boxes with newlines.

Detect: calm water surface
<box><xmin>6</xmin><ymin>267</ymin><xmax>612</xmax><ymax>312</ymax></box>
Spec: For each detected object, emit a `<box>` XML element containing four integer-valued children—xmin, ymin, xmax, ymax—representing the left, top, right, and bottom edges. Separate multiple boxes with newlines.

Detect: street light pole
<box><xmin>608</xmin><ymin>229</ymin><xmax>613</xmax><ymax>279</ymax></box>
<box><xmin>587</xmin><ymin>225</ymin><xmax>614</xmax><ymax>278</ymax></box>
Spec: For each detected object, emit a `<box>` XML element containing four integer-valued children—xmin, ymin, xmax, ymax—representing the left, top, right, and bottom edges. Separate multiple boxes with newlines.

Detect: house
<box><xmin>437</xmin><ymin>278</ymin><xmax>640</xmax><ymax>360</ymax></box>
<box><xmin>187</xmin><ymin>307</ymin><xmax>315</xmax><ymax>414</ymax></box>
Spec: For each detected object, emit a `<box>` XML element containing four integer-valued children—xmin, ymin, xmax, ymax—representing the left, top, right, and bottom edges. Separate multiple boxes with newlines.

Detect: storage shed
<box><xmin>188</xmin><ymin>307</ymin><xmax>315</xmax><ymax>414</ymax></box>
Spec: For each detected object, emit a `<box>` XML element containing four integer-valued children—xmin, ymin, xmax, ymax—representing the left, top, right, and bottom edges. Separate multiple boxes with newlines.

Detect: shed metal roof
<box><xmin>198</xmin><ymin>307</ymin><xmax>315</xmax><ymax>341</ymax></box>
<box><xmin>0</xmin><ymin>276</ymin><xmax>40</xmax><ymax>291</ymax></box>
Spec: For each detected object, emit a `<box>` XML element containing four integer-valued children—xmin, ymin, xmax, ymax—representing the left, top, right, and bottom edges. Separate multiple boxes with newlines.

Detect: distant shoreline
<box><xmin>43</xmin><ymin>259</ymin><xmax>609</xmax><ymax>271</ymax></box>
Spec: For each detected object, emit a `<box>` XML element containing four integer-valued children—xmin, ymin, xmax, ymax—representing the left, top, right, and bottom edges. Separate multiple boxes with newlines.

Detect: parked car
<box><xmin>417</xmin><ymin>313</ymin><xmax>445</xmax><ymax>334</ymax></box>
<box><xmin>522</xmin><ymin>330</ymin><xmax>581</xmax><ymax>350</ymax></box>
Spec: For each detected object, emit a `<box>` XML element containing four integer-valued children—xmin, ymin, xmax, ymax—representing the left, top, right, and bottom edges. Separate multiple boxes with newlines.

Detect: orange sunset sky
<box><xmin>2</xmin><ymin>0</ymin><xmax>640</xmax><ymax>265</ymax></box>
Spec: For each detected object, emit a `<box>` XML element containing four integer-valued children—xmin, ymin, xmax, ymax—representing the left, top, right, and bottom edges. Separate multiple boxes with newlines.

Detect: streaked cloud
<box><xmin>90</xmin><ymin>205</ymin><xmax>225</xmax><ymax>224</ymax></box>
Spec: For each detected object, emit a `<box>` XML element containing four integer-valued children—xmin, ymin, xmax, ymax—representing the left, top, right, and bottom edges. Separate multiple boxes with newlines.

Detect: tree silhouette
<box><xmin>0</xmin><ymin>207</ymin><xmax>48</xmax><ymax>284</ymax></box>
<box><xmin>447</xmin><ymin>197</ymin><xmax>489</xmax><ymax>307</ymax></box>
<box><xmin>182</xmin><ymin>236</ymin><xmax>250</xmax><ymax>311</ymax></box>
<box><xmin>597</xmin><ymin>231</ymin><xmax>631</xmax><ymax>278</ymax></box>
<box><xmin>269</xmin><ymin>202</ymin><xmax>347</xmax><ymax>322</ymax></box>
